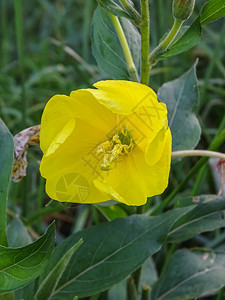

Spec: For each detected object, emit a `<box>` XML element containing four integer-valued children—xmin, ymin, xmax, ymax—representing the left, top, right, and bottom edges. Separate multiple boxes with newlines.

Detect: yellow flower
<box><xmin>40</xmin><ymin>80</ymin><xmax>172</xmax><ymax>206</ymax></box>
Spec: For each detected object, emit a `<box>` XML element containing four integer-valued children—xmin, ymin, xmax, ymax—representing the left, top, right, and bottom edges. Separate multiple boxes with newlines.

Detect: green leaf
<box><xmin>200</xmin><ymin>0</ymin><xmax>225</xmax><ymax>25</ymax></box>
<box><xmin>151</xmin><ymin>249</ymin><xmax>225</xmax><ymax>300</ymax></box>
<box><xmin>98</xmin><ymin>0</ymin><xmax>132</xmax><ymax>20</ymax></box>
<box><xmin>43</xmin><ymin>208</ymin><xmax>188</xmax><ymax>299</ymax></box>
<box><xmin>95</xmin><ymin>204</ymin><xmax>127</xmax><ymax>221</ymax></box>
<box><xmin>6</xmin><ymin>218</ymin><xmax>33</xmax><ymax>248</ymax></box>
<box><xmin>159</xmin><ymin>18</ymin><xmax>202</xmax><ymax>60</ymax></box>
<box><xmin>92</xmin><ymin>6</ymin><xmax>140</xmax><ymax>80</ymax></box>
<box><xmin>0</xmin><ymin>119</ymin><xmax>14</xmax><ymax>246</ymax></box>
<box><xmin>0</xmin><ymin>223</ymin><xmax>55</xmax><ymax>293</ymax></box>
<box><xmin>168</xmin><ymin>195</ymin><xmax>225</xmax><ymax>243</ymax></box>
<box><xmin>157</xmin><ymin>62</ymin><xmax>201</xmax><ymax>151</ymax></box>
<box><xmin>35</xmin><ymin>239</ymin><xmax>83</xmax><ymax>300</ymax></box>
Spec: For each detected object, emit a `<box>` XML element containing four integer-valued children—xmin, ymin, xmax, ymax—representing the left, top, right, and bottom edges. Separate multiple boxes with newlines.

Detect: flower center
<box><xmin>96</xmin><ymin>127</ymin><xmax>135</xmax><ymax>171</ymax></box>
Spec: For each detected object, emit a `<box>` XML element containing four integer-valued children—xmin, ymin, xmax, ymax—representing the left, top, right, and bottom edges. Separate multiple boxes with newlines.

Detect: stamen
<box><xmin>96</xmin><ymin>140</ymin><xmax>111</xmax><ymax>154</ymax></box>
<box><xmin>97</xmin><ymin>127</ymin><xmax>135</xmax><ymax>171</ymax></box>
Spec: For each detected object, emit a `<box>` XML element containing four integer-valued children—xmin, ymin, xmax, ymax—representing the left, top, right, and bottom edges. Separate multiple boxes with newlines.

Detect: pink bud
<box><xmin>217</xmin><ymin>159</ymin><xmax>225</xmax><ymax>196</ymax></box>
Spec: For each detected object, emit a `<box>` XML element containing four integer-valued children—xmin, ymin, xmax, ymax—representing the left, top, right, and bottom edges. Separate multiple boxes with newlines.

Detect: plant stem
<box><xmin>14</xmin><ymin>0</ymin><xmax>26</xmax><ymax>129</ymax></box>
<box><xmin>151</xmin><ymin>129</ymin><xmax>225</xmax><ymax>215</ymax></box>
<box><xmin>149</xmin><ymin>18</ymin><xmax>183</xmax><ymax>66</ymax></box>
<box><xmin>140</xmin><ymin>0</ymin><xmax>150</xmax><ymax>85</ymax></box>
<box><xmin>0</xmin><ymin>121</ymin><xmax>14</xmax><ymax>246</ymax></box>
<box><xmin>133</xmin><ymin>266</ymin><xmax>142</xmax><ymax>291</ymax></box>
<box><xmin>191</xmin><ymin>164</ymin><xmax>208</xmax><ymax>196</ymax></box>
<box><xmin>171</xmin><ymin>150</ymin><xmax>225</xmax><ymax>160</ymax></box>
<box><xmin>82</xmin><ymin>0</ymin><xmax>93</xmax><ymax>61</ymax></box>
<box><xmin>120</xmin><ymin>0</ymin><xmax>141</xmax><ymax>25</ymax></box>
<box><xmin>200</xmin><ymin>22</ymin><xmax>225</xmax><ymax>110</ymax></box>
<box><xmin>14</xmin><ymin>0</ymin><xmax>28</xmax><ymax>217</ymax></box>
<box><xmin>136</xmin><ymin>205</ymin><xmax>144</xmax><ymax>214</ymax></box>
<box><xmin>160</xmin><ymin>243</ymin><xmax>177</xmax><ymax>276</ymax></box>
<box><xmin>127</xmin><ymin>277</ymin><xmax>138</xmax><ymax>300</ymax></box>
<box><xmin>108</xmin><ymin>12</ymin><xmax>139</xmax><ymax>82</ymax></box>
<box><xmin>141</xmin><ymin>285</ymin><xmax>150</xmax><ymax>300</ymax></box>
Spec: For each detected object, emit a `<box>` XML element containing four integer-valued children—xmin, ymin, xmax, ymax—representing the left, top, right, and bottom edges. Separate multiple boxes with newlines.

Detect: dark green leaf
<box><xmin>0</xmin><ymin>119</ymin><xmax>14</xmax><ymax>246</ymax></box>
<box><xmin>35</xmin><ymin>239</ymin><xmax>83</xmax><ymax>300</ymax></box>
<box><xmin>157</xmin><ymin>62</ymin><xmax>201</xmax><ymax>151</ymax></box>
<box><xmin>44</xmin><ymin>209</ymin><xmax>188</xmax><ymax>299</ymax></box>
<box><xmin>200</xmin><ymin>0</ymin><xmax>225</xmax><ymax>25</ymax></box>
<box><xmin>0</xmin><ymin>223</ymin><xmax>55</xmax><ymax>293</ymax></box>
<box><xmin>168</xmin><ymin>195</ymin><xmax>225</xmax><ymax>243</ymax></box>
<box><xmin>159</xmin><ymin>18</ymin><xmax>201</xmax><ymax>60</ymax></box>
<box><xmin>6</xmin><ymin>218</ymin><xmax>33</xmax><ymax>248</ymax></box>
<box><xmin>92</xmin><ymin>6</ymin><xmax>140</xmax><ymax>79</ymax></box>
<box><xmin>151</xmin><ymin>249</ymin><xmax>225</xmax><ymax>300</ymax></box>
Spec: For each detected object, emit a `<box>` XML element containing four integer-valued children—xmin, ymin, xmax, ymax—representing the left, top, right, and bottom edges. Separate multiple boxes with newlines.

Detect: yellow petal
<box><xmin>40</xmin><ymin>117</ymin><xmax>110</xmax><ymax>179</ymax></box>
<box><xmin>44</xmin><ymin>119</ymin><xmax>75</xmax><ymax>158</ymax></box>
<box><xmin>93</xmin><ymin>180</ymin><xmax>125</xmax><ymax>204</ymax></box>
<box><xmin>89</xmin><ymin>80</ymin><xmax>157</xmax><ymax>115</ymax></box>
<box><xmin>93</xmin><ymin>129</ymin><xmax>172</xmax><ymax>206</ymax></box>
<box><xmin>69</xmin><ymin>90</ymin><xmax>116</xmax><ymax>131</ymax></box>
<box><xmin>44</xmin><ymin>162</ymin><xmax>108</xmax><ymax>204</ymax></box>
<box><xmin>40</xmin><ymin>91</ymin><xmax>116</xmax><ymax>155</ymax></box>
<box><xmin>93</xmin><ymin>151</ymin><xmax>149</xmax><ymax>206</ymax></box>
<box><xmin>143</xmin><ymin>128</ymin><xmax>172</xmax><ymax>196</ymax></box>
<box><xmin>40</xmin><ymin>95</ymin><xmax>73</xmax><ymax>153</ymax></box>
<box><xmin>145</xmin><ymin>121</ymin><xmax>168</xmax><ymax>166</ymax></box>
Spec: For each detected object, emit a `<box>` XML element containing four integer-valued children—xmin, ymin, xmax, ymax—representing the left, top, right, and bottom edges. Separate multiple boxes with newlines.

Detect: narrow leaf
<box><xmin>0</xmin><ymin>223</ymin><xmax>55</xmax><ymax>292</ymax></box>
<box><xmin>201</xmin><ymin>0</ymin><xmax>225</xmax><ymax>25</ymax></box>
<box><xmin>157</xmin><ymin>61</ymin><xmax>201</xmax><ymax>151</ymax></box>
<box><xmin>35</xmin><ymin>239</ymin><xmax>83</xmax><ymax>300</ymax></box>
<box><xmin>0</xmin><ymin>119</ymin><xmax>14</xmax><ymax>246</ymax></box>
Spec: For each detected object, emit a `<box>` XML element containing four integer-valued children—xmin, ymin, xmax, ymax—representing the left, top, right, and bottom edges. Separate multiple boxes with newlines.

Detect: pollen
<box><xmin>96</xmin><ymin>127</ymin><xmax>135</xmax><ymax>171</ymax></box>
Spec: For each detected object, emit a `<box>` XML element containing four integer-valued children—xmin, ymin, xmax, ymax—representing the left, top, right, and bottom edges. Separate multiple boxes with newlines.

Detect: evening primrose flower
<box><xmin>40</xmin><ymin>80</ymin><xmax>172</xmax><ymax>206</ymax></box>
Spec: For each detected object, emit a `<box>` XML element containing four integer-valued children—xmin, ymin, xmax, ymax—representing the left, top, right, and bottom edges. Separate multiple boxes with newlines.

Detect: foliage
<box><xmin>0</xmin><ymin>0</ymin><xmax>225</xmax><ymax>299</ymax></box>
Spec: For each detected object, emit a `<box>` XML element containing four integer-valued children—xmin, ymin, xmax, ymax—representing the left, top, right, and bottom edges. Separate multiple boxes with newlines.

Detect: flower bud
<box><xmin>217</xmin><ymin>159</ymin><xmax>225</xmax><ymax>196</ymax></box>
<box><xmin>172</xmin><ymin>0</ymin><xmax>195</xmax><ymax>21</ymax></box>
